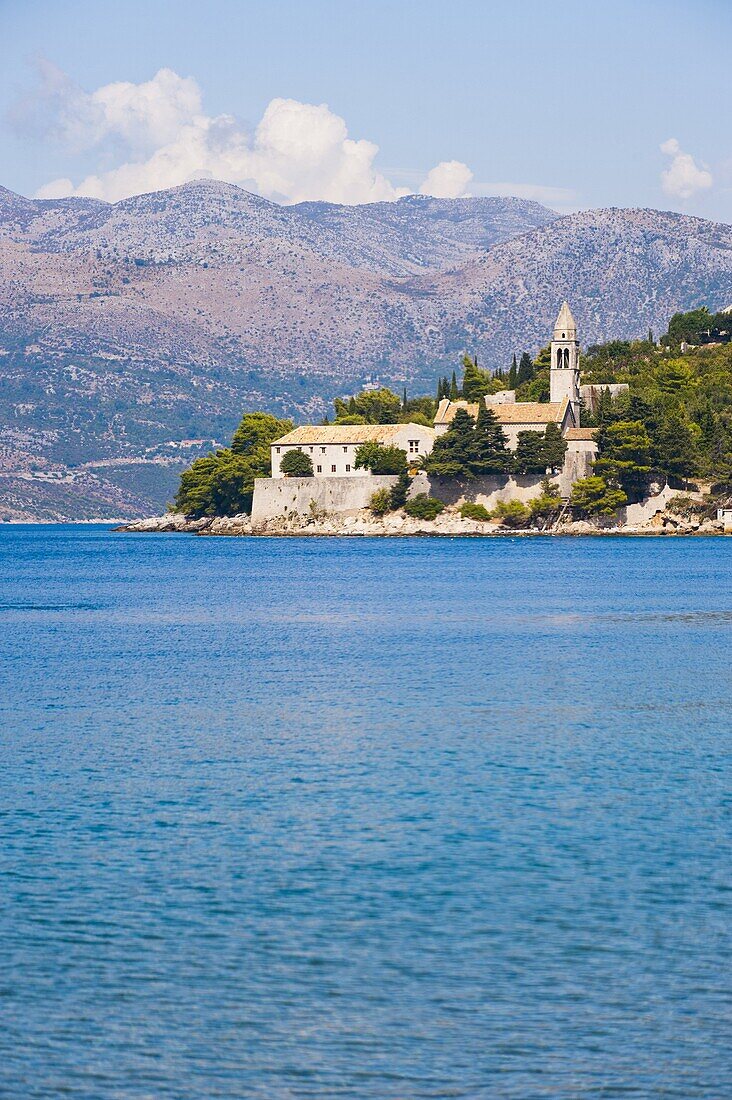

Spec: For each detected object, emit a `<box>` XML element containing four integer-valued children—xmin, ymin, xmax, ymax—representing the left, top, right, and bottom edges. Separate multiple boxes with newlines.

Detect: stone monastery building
<box><xmin>271</xmin><ymin>303</ymin><xmax>599</xmax><ymax>479</ymax></box>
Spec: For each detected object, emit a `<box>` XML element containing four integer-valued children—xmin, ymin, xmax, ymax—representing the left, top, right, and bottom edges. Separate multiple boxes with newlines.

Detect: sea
<box><xmin>1</xmin><ymin>524</ymin><xmax>730</xmax><ymax>1099</ymax></box>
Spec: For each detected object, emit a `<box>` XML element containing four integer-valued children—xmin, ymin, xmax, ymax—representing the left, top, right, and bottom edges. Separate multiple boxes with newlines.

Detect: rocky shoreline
<box><xmin>117</xmin><ymin>508</ymin><xmax>727</xmax><ymax>538</ymax></box>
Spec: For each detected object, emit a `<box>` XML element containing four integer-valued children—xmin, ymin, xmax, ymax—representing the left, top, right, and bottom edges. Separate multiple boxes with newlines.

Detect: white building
<box><xmin>270</xmin><ymin>423</ymin><xmax>435</xmax><ymax>478</ymax></box>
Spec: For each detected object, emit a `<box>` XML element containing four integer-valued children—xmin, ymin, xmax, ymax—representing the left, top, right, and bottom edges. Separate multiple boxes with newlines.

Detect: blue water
<box><xmin>1</xmin><ymin>526</ymin><xmax>730</xmax><ymax>1098</ymax></box>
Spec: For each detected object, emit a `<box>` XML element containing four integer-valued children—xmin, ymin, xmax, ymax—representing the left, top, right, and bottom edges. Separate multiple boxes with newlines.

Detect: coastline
<box><xmin>116</xmin><ymin>509</ymin><xmax>728</xmax><ymax>538</ymax></box>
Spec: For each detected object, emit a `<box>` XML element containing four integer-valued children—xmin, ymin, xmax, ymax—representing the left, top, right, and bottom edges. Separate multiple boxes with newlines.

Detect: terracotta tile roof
<box><xmin>564</xmin><ymin>427</ymin><xmax>598</xmax><ymax>441</ymax></box>
<box><xmin>434</xmin><ymin>399</ymin><xmax>479</xmax><ymax>424</ymax></box>
<box><xmin>490</xmin><ymin>398</ymin><xmax>568</xmax><ymax>424</ymax></box>
<box><xmin>435</xmin><ymin>396</ymin><xmax>570</xmax><ymax>426</ymax></box>
<box><xmin>272</xmin><ymin>423</ymin><xmax>434</xmax><ymax>446</ymax></box>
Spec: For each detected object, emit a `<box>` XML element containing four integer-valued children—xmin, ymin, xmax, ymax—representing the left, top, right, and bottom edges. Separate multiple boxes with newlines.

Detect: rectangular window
<box><xmin>331</xmin><ymin>465</ymin><xmax>337</xmax><ymax>473</ymax></box>
<box><xmin>343</xmin><ymin>446</ymin><xmax>348</xmax><ymax>453</ymax></box>
<box><xmin>345</xmin><ymin>464</ymin><xmax>351</xmax><ymax>472</ymax></box>
<box><xmin>309</xmin><ymin>447</ymin><xmax>314</xmax><ymax>453</ymax></box>
<box><xmin>409</xmin><ymin>439</ymin><xmax>419</xmax><ymax>453</ymax></box>
<box><xmin>317</xmin><ymin>465</ymin><xmax>322</xmax><ymax>473</ymax></box>
<box><xmin>321</xmin><ymin>447</ymin><xmax>326</xmax><ymax>454</ymax></box>
<box><xmin>276</xmin><ymin>446</ymin><xmax>281</xmax><ymax>453</ymax></box>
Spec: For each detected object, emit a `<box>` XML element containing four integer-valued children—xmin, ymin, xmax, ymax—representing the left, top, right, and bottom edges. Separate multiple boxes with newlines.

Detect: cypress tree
<box><xmin>450</xmin><ymin>371</ymin><xmax>460</xmax><ymax>401</ymax></box>
<box><xmin>517</xmin><ymin>352</ymin><xmax>534</xmax><ymax>386</ymax></box>
<box><xmin>508</xmin><ymin>355</ymin><xmax>518</xmax><ymax>389</ymax></box>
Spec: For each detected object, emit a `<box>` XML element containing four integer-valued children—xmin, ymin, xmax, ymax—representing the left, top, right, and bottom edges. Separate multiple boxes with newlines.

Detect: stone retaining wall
<box><xmin>251</xmin><ymin>474</ymin><xmax>399</xmax><ymax>526</ymax></box>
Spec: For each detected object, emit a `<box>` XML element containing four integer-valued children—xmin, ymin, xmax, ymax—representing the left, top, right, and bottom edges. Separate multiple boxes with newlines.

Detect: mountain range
<box><xmin>1</xmin><ymin>179</ymin><xmax>731</xmax><ymax>519</ymax></box>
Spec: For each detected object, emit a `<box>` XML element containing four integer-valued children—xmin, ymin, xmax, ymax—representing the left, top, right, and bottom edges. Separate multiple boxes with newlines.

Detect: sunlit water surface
<box><xmin>1</xmin><ymin>526</ymin><xmax>730</xmax><ymax>1098</ymax></box>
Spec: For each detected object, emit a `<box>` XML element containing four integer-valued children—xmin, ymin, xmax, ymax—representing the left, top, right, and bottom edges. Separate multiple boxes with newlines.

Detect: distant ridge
<box><xmin>0</xmin><ymin>179</ymin><xmax>731</xmax><ymax>518</ymax></box>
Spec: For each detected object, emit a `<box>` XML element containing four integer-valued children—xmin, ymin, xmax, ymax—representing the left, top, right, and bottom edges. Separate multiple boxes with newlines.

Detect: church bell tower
<box><xmin>550</xmin><ymin>301</ymin><xmax>580</xmax><ymax>423</ymax></box>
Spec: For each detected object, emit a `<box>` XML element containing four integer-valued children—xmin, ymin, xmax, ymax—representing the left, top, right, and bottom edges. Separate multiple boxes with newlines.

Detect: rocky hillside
<box><xmin>1</xmin><ymin>179</ymin><xmax>731</xmax><ymax>519</ymax></box>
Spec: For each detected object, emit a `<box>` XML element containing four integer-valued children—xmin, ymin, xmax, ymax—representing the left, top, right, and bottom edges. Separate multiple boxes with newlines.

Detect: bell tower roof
<box><xmin>553</xmin><ymin>301</ymin><xmax>577</xmax><ymax>340</ymax></box>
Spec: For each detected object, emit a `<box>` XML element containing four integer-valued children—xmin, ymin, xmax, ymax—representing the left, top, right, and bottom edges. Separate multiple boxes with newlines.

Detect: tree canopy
<box><xmin>280</xmin><ymin>449</ymin><xmax>314</xmax><ymax>477</ymax></box>
<box><xmin>175</xmin><ymin>411</ymin><xmax>292</xmax><ymax>517</ymax></box>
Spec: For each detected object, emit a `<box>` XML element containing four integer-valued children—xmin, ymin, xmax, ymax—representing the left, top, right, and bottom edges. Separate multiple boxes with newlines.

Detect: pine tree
<box><xmin>508</xmin><ymin>355</ymin><xmax>518</xmax><ymax>390</ymax></box>
<box><xmin>402</xmin><ymin>386</ymin><xmax>408</xmax><ymax>411</ymax></box>
<box><xmin>450</xmin><ymin>371</ymin><xmax>460</xmax><ymax>401</ymax></box>
<box><xmin>515</xmin><ymin>431</ymin><xmax>546</xmax><ymax>473</ymax></box>
<box><xmin>472</xmin><ymin>402</ymin><xmax>514</xmax><ymax>474</ymax></box>
<box><xmin>424</xmin><ymin>407</ymin><xmax>476</xmax><ymax>478</ymax></box>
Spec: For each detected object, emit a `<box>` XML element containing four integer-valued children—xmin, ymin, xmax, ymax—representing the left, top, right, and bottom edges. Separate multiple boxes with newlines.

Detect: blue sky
<box><xmin>1</xmin><ymin>0</ymin><xmax>730</xmax><ymax>218</ymax></box>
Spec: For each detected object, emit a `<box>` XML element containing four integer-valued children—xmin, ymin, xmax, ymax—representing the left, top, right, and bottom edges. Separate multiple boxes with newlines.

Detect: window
<box><xmin>331</xmin><ymin>465</ymin><xmax>337</xmax><ymax>473</ymax></box>
<box><xmin>343</xmin><ymin>446</ymin><xmax>348</xmax><ymax>453</ymax></box>
<box><xmin>345</xmin><ymin>464</ymin><xmax>351</xmax><ymax>472</ymax></box>
<box><xmin>309</xmin><ymin>447</ymin><xmax>314</xmax><ymax>453</ymax></box>
<box><xmin>276</xmin><ymin>446</ymin><xmax>281</xmax><ymax>453</ymax></box>
<box><xmin>321</xmin><ymin>447</ymin><xmax>326</xmax><ymax>454</ymax></box>
<box><xmin>408</xmin><ymin>439</ymin><xmax>419</xmax><ymax>453</ymax></box>
<box><xmin>316</xmin><ymin>465</ymin><xmax>322</xmax><ymax>473</ymax></box>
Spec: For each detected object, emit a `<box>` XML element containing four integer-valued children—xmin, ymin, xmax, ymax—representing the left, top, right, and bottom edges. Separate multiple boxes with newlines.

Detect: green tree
<box><xmin>515</xmin><ymin>430</ymin><xmax>546</xmax><ymax>474</ymax></box>
<box><xmin>354</xmin><ymin>442</ymin><xmax>407</xmax><ymax>474</ymax></box>
<box><xmin>508</xmin><ymin>354</ymin><xmax>518</xmax><ymax>389</ymax></box>
<box><xmin>652</xmin><ymin>412</ymin><xmax>699</xmax><ymax>485</ymax></box>
<box><xmin>174</xmin><ymin>450</ymin><xmax>257</xmax><ymax>517</ymax></box>
<box><xmin>424</xmin><ymin>408</ymin><xmax>476</xmax><ymax>478</ymax></box>
<box><xmin>389</xmin><ymin>470</ymin><xmax>411</xmax><ymax>509</ymax></box>
<box><xmin>449</xmin><ymin>371</ymin><xmax>460</xmax><ymax>401</ymax></box>
<box><xmin>594</xmin><ymin>419</ymin><xmax>652</xmax><ymax>499</ymax></box>
<box><xmin>517</xmin><ymin>351</ymin><xmax>534</xmax><ymax>386</ymax></box>
<box><xmin>462</xmin><ymin>355</ymin><xmax>493</xmax><ymax>402</ymax></box>
<box><xmin>231</xmin><ymin>411</ymin><xmax>293</xmax><ymax>458</ymax></box>
<box><xmin>335</xmin><ymin>387</ymin><xmax>401</xmax><ymax>424</ymax></box>
<box><xmin>570</xmin><ymin>475</ymin><xmax>628</xmax><ymax>516</ymax></box>
<box><xmin>472</xmin><ymin>402</ymin><xmax>514</xmax><ymax>474</ymax></box>
<box><xmin>542</xmin><ymin>421</ymin><xmax>568</xmax><ymax>471</ymax></box>
<box><xmin>280</xmin><ymin>449</ymin><xmax>314</xmax><ymax>476</ymax></box>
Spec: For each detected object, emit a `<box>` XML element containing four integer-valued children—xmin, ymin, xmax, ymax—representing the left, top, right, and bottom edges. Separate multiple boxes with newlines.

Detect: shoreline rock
<box><xmin>115</xmin><ymin>509</ymin><xmax>726</xmax><ymax>538</ymax></box>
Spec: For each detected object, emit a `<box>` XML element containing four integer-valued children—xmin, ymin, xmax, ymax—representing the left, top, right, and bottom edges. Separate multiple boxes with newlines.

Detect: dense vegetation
<box><xmin>173</xmin><ymin>306</ymin><xmax>732</xmax><ymax>518</ymax></box>
<box><xmin>174</xmin><ymin>412</ymin><xmax>292</xmax><ymax>516</ymax></box>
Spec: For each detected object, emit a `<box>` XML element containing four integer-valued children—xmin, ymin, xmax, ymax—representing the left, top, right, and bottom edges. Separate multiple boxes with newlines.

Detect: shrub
<box><xmin>570</xmin><ymin>475</ymin><xmax>628</xmax><ymax>516</ymax></box>
<box><xmin>492</xmin><ymin>500</ymin><xmax>530</xmax><ymax>528</ymax></box>
<box><xmin>369</xmin><ymin>488</ymin><xmax>392</xmax><ymax>516</ymax></box>
<box><xmin>460</xmin><ymin>501</ymin><xmax>492</xmax><ymax>521</ymax></box>
<box><xmin>280</xmin><ymin>449</ymin><xmax>314</xmax><ymax>477</ymax></box>
<box><xmin>528</xmin><ymin>477</ymin><xmax>562</xmax><ymax>520</ymax></box>
<box><xmin>403</xmin><ymin>494</ymin><xmax>445</xmax><ymax>520</ymax></box>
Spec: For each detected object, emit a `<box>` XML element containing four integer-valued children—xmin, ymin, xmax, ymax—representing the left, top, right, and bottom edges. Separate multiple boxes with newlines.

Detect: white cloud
<box><xmin>23</xmin><ymin>63</ymin><xmax>475</xmax><ymax>206</ymax></box>
<box><xmin>419</xmin><ymin>160</ymin><xmax>473</xmax><ymax>198</ymax></box>
<box><xmin>660</xmin><ymin>137</ymin><xmax>713</xmax><ymax>200</ymax></box>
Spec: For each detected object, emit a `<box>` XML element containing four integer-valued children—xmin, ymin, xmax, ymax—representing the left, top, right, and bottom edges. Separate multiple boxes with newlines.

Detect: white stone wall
<box><xmin>251</xmin><ymin>475</ymin><xmax>400</xmax><ymax>526</ymax></box>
